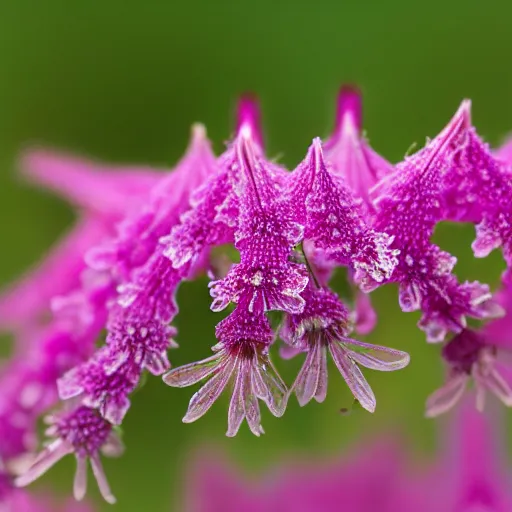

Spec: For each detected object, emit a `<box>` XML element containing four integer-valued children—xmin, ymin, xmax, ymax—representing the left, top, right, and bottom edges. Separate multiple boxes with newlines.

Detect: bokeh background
<box><xmin>1</xmin><ymin>1</ymin><xmax>511</xmax><ymax>510</ymax></box>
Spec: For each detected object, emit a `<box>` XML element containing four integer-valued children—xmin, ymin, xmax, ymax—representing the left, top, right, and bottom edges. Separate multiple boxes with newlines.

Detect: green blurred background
<box><xmin>0</xmin><ymin>0</ymin><xmax>511</xmax><ymax>510</ymax></box>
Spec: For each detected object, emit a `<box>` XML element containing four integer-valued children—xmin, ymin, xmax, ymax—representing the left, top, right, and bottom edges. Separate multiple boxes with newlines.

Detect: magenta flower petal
<box><xmin>372</xmin><ymin>100</ymin><xmax>499</xmax><ymax>341</ymax></box>
<box><xmin>289</xmin><ymin>138</ymin><xmax>398</xmax><ymax>289</ymax></box>
<box><xmin>21</xmin><ymin>149</ymin><xmax>162</xmax><ymax>216</ymax></box>
<box><xmin>324</xmin><ymin>86</ymin><xmax>394</xmax><ymax>210</ymax></box>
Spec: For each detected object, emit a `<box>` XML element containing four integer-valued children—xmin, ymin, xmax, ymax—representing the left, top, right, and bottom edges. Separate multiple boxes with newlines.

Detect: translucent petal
<box><xmin>162</xmin><ymin>352</ymin><xmax>225</xmax><ymax>387</ymax></box>
<box><xmin>90</xmin><ymin>453</ymin><xmax>116</xmax><ymax>504</ymax></box>
<box><xmin>293</xmin><ymin>341</ymin><xmax>322</xmax><ymax>407</ymax></box>
<box><xmin>15</xmin><ymin>440</ymin><xmax>73</xmax><ymax>487</ymax></box>
<box><xmin>73</xmin><ymin>456</ymin><xmax>88</xmax><ymax>501</ymax></box>
<box><xmin>314</xmin><ymin>345</ymin><xmax>329</xmax><ymax>403</ymax></box>
<box><xmin>425</xmin><ymin>372</ymin><xmax>468</xmax><ymax>418</ymax></box>
<box><xmin>480</xmin><ymin>368</ymin><xmax>512</xmax><ymax>407</ymax></box>
<box><xmin>255</xmin><ymin>354</ymin><xmax>288</xmax><ymax>417</ymax></box>
<box><xmin>183</xmin><ymin>355</ymin><xmax>237</xmax><ymax>423</ymax></box>
<box><xmin>227</xmin><ymin>359</ymin><xmax>246</xmax><ymax>437</ymax></box>
<box><xmin>245</xmin><ymin>363</ymin><xmax>263</xmax><ymax>436</ymax></box>
<box><xmin>341</xmin><ymin>337</ymin><xmax>410</xmax><ymax>371</ymax></box>
<box><xmin>329</xmin><ymin>341</ymin><xmax>376</xmax><ymax>412</ymax></box>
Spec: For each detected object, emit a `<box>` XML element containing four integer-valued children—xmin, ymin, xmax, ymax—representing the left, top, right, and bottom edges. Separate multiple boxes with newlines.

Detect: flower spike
<box><xmin>288</xmin><ymin>137</ymin><xmax>398</xmax><ymax>290</ymax></box>
<box><xmin>371</xmin><ymin>100</ymin><xmax>500</xmax><ymax>342</ymax></box>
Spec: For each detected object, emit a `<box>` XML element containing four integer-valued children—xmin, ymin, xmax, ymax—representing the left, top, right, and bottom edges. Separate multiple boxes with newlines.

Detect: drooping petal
<box><xmin>162</xmin><ymin>351</ymin><xmax>225</xmax><ymax>387</ymax></box>
<box><xmin>227</xmin><ymin>359</ymin><xmax>246</xmax><ymax>437</ymax></box>
<box><xmin>293</xmin><ymin>339</ymin><xmax>323</xmax><ymax>407</ymax></box>
<box><xmin>182</xmin><ymin>355</ymin><xmax>238</xmax><ymax>423</ymax></box>
<box><xmin>340</xmin><ymin>337</ymin><xmax>410</xmax><ymax>371</ymax></box>
<box><xmin>425</xmin><ymin>372</ymin><xmax>468</xmax><ymax>418</ymax></box>
<box><xmin>254</xmin><ymin>352</ymin><xmax>288</xmax><ymax>417</ymax></box>
<box><xmin>329</xmin><ymin>341</ymin><xmax>376</xmax><ymax>413</ymax></box>
<box><xmin>14</xmin><ymin>440</ymin><xmax>73</xmax><ymax>487</ymax></box>
<box><xmin>474</xmin><ymin>366</ymin><xmax>512</xmax><ymax>408</ymax></box>
<box><xmin>90</xmin><ymin>453</ymin><xmax>116</xmax><ymax>504</ymax></box>
<box><xmin>73</xmin><ymin>456</ymin><xmax>88</xmax><ymax>501</ymax></box>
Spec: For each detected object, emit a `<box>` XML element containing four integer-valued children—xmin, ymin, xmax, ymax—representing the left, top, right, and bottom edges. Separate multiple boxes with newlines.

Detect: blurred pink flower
<box><xmin>185</xmin><ymin>401</ymin><xmax>512</xmax><ymax>511</ymax></box>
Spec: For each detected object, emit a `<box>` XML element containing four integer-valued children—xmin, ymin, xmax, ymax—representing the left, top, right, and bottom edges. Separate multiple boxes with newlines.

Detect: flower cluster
<box><xmin>2</xmin><ymin>85</ymin><xmax>512</xmax><ymax>505</ymax></box>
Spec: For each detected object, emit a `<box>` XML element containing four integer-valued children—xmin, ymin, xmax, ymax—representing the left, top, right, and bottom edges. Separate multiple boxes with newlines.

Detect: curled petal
<box><xmin>425</xmin><ymin>372</ymin><xmax>468</xmax><ymax>418</ymax></box>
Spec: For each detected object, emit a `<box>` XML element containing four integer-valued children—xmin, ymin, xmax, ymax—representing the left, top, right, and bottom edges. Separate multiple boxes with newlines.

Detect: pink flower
<box><xmin>371</xmin><ymin>101</ymin><xmax>500</xmax><ymax>342</ymax></box>
<box><xmin>15</xmin><ymin>406</ymin><xmax>123</xmax><ymax>504</ymax></box>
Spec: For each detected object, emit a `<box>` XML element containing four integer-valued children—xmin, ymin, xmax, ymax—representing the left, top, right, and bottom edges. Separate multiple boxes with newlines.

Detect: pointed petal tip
<box><xmin>236</xmin><ymin>93</ymin><xmax>263</xmax><ymax>148</ymax></box>
<box><xmin>336</xmin><ymin>84</ymin><xmax>363</xmax><ymax>131</ymax></box>
<box><xmin>191</xmin><ymin>123</ymin><xmax>207</xmax><ymax>141</ymax></box>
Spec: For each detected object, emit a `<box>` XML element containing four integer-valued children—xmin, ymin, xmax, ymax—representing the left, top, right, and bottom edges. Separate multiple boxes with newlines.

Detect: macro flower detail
<box><xmin>15</xmin><ymin>406</ymin><xmax>123</xmax><ymax>504</ymax></box>
<box><xmin>440</xmin><ymin>104</ymin><xmax>512</xmax><ymax>282</ymax></box>
<box><xmin>209</xmin><ymin>129</ymin><xmax>308</xmax><ymax>314</ymax></box>
<box><xmin>288</xmin><ymin>138</ymin><xmax>398</xmax><ymax>291</ymax></box>
<box><xmin>371</xmin><ymin>101</ymin><xmax>500</xmax><ymax>342</ymax></box>
<box><xmin>282</xmin><ymin>286</ymin><xmax>409</xmax><ymax>411</ymax></box>
<box><xmin>6</xmin><ymin>81</ymin><xmax>512</xmax><ymax>509</ymax></box>
<box><xmin>164</xmin><ymin>300</ymin><xmax>287</xmax><ymax>436</ymax></box>
<box><xmin>161</xmin><ymin>99</ymin><xmax>268</xmax><ymax>271</ymax></box>
<box><xmin>323</xmin><ymin>85</ymin><xmax>394</xmax><ymax>211</ymax></box>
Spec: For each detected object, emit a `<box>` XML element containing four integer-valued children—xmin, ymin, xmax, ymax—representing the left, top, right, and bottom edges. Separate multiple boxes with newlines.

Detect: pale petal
<box><xmin>329</xmin><ymin>342</ymin><xmax>376</xmax><ymax>412</ymax></box>
<box><xmin>163</xmin><ymin>352</ymin><xmax>224</xmax><ymax>387</ymax></box>
<box><xmin>73</xmin><ymin>456</ymin><xmax>88</xmax><ymax>501</ymax></box>
<box><xmin>255</xmin><ymin>354</ymin><xmax>288</xmax><ymax>417</ymax></box>
<box><xmin>480</xmin><ymin>368</ymin><xmax>512</xmax><ymax>407</ymax></box>
<box><xmin>293</xmin><ymin>341</ymin><xmax>322</xmax><ymax>407</ymax></box>
<box><xmin>183</xmin><ymin>355</ymin><xmax>237</xmax><ymax>423</ymax></box>
<box><xmin>245</xmin><ymin>363</ymin><xmax>263</xmax><ymax>436</ymax></box>
<box><xmin>425</xmin><ymin>372</ymin><xmax>468</xmax><ymax>418</ymax></box>
<box><xmin>226</xmin><ymin>360</ymin><xmax>246</xmax><ymax>437</ymax></box>
<box><xmin>90</xmin><ymin>453</ymin><xmax>116</xmax><ymax>504</ymax></box>
<box><xmin>314</xmin><ymin>345</ymin><xmax>329</xmax><ymax>403</ymax></box>
<box><xmin>15</xmin><ymin>440</ymin><xmax>73</xmax><ymax>487</ymax></box>
<box><xmin>341</xmin><ymin>337</ymin><xmax>410</xmax><ymax>371</ymax></box>
<box><xmin>101</xmin><ymin>432</ymin><xmax>125</xmax><ymax>458</ymax></box>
